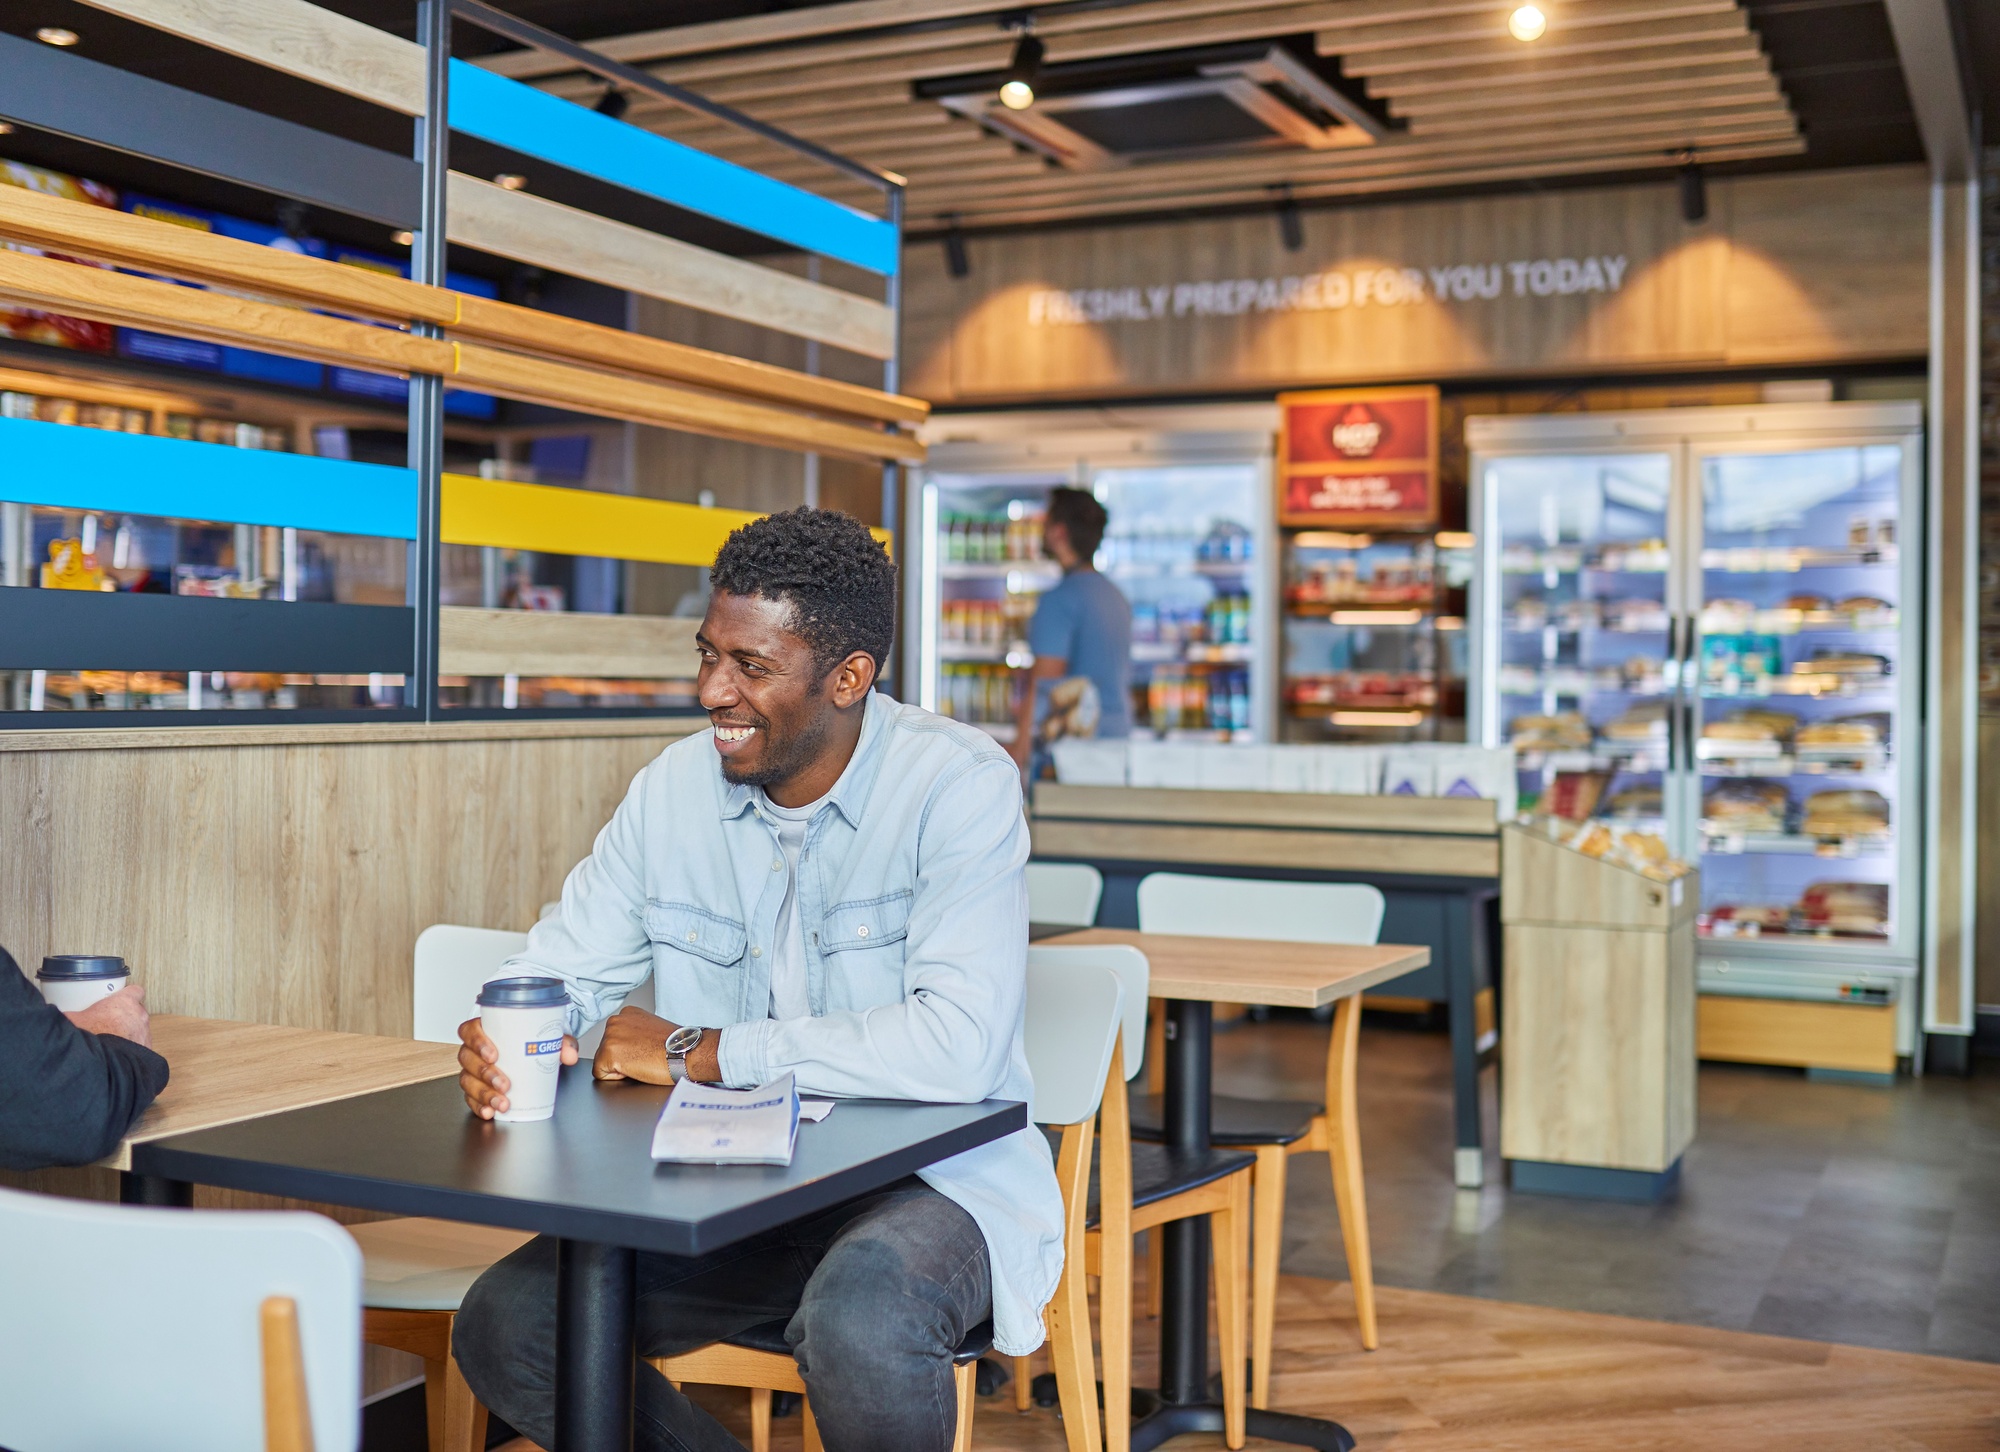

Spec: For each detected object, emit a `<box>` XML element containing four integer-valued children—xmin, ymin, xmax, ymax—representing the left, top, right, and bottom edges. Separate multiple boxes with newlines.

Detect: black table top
<box><xmin>132</xmin><ymin>1066</ymin><xmax>1026</xmax><ymax>1257</ymax></box>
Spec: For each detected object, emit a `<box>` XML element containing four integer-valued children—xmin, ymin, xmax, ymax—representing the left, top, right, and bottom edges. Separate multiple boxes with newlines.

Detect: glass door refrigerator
<box><xmin>909</xmin><ymin>457</ymin><xmax>1275</xmax><ymax>744</ymax></box>
<box><xmin>1469</xmin><ymin>402</ymin><xmax>1926</xmax><ymax>1054</ymax></box>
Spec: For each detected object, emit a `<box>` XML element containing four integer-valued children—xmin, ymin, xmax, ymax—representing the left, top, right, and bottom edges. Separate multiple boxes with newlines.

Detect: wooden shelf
<box><xmin>437</xmin><ymin>607</ymin><xmax>700</xmax><ymax>680</ymax></box>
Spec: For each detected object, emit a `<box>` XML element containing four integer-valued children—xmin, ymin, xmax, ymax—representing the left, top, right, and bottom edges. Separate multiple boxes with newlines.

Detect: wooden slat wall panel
<box><xmin>0</xmin><ymin>731</ymin><xmax>695</xmax><ymax>1037</ymax></box>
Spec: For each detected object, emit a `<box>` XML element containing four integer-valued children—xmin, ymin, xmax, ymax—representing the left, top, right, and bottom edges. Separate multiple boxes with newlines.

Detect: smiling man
<box><xmin>449</xmin><ymin>508</ymin><xmax>1062</xmax><ymax>1452</ymax></box>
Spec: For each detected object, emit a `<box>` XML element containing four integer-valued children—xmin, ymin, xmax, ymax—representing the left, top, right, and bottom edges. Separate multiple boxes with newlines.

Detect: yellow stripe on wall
<box><xmin>440</xmin><ymin>475</ymin><xmax>891</xmax><ymax>566</ymax></box>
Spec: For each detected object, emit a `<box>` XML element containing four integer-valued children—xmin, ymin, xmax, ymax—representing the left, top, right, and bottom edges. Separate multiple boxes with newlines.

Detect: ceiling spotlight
<box><xmin>1274</xmin><ymin>185</ymin><xmax>1304</xmax><ymax>252</ymax></box>
<box><xmin>391</xmin><ymin>229</ymin><xmax>415</xmax><ymax>247</ymax></box>
<box><xmin>36</xmin><ymin>26</ymin><xmax>80</xmax><ymax>46</ymax></box>
<box><xmin>999</xmin><ymin>28</ymin><xmax>1043</xmax><ymax>111</ymax></box>
<box><xmin>0</xmin><ymin>122</ymin><xmax>14</xmax><ymax>136</ymax></box>
<box><xmin>494</xmin><ymin>173</ymin><xmax>528</xmax><ymax>191</ymax></box>
<box><xmin>1506</xmin><ymin>5</ymin><xmax>1546</xmax><ymax>42</ymax></box>
<box><xmin>593</xmin><ymin>87</ymin><xmax>629</xmax><ymax>120</ymax></box>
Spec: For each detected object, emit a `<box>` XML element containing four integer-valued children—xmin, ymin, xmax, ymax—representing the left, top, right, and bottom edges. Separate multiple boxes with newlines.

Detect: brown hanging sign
<box><xmin>1277</xmin><ymin>384</ymin><xmax>1440</xmax><ymax>529</ymax></box>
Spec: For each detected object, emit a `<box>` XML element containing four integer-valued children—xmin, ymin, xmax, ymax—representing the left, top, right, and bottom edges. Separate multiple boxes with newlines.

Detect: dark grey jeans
<box><xmin>452</xmin><ymin>1178</ymin><xmax>991</xmax><ymax>1452</ymax></box>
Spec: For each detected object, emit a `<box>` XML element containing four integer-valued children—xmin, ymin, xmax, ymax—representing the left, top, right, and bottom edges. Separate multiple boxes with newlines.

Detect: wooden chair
<box><xmin>1131</xmin><ymin>873</ymin><xmax>1386</xmax><ymax>1409</ymax></box>
<box><xmin>1015</xmin><ymin>943</ymin><xmax>1252</xmax><ymax>1452</ymax></box>
<box><xmin>656</xmin><ymin>956</ymin><xmax>1125</xmax><ymax>1452</ymax></box>
<box><xmin>0</xmin><ymin>1184</ymin><xmax>360</xmax><ymax>1452</ymax></box>
<box><xmin>1027</xmin><ymin>860</ymin><xmax>1105</xmax><ymax>927</ymax></box>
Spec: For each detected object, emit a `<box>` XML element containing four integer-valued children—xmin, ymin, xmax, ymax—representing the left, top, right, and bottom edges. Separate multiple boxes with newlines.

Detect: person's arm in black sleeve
<box><xmin>0</xmin><ymin>948</ymin><xmax>170</xmax><ymax>1172</ymax></box>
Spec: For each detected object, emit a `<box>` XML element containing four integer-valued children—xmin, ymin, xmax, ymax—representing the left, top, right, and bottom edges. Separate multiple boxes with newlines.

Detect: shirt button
<box><xmin>856</xmin><ymin>924</ymin><xmax>870</xmax><ymax>938</ymax></box>
<box><xmin>751</xmin><ymin>945</ymin><xmax>763</xmax><ymax>957</ymax></box>
<box><xmin>685</xmin><ymin>931</ymin><xmax>698</xmax><ymax>942</ymax></box>
<box><xmin>772</xmin><ymin>860</ymin><xmax>783</xmax><ymax>871</ymax></box>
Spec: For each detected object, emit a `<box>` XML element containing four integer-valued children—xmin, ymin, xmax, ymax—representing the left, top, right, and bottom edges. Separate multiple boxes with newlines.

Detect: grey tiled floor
<box><xmin>1209</xmin><ymin>1016</ymin><xmax>2000</xmax><ymax>1362</ymax></box>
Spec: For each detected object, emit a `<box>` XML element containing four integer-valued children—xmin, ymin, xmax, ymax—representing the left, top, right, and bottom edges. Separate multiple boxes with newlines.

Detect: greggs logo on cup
<box><xmin>477</xmin><ymin>976</ymin><xmax>571</xmax><ymax>1124</ymax></box>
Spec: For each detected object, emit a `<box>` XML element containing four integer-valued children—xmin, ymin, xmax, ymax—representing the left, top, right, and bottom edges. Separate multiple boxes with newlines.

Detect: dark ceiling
<box><xmin>0</xmin><ymin>0</ymin><xmax>1986</xmax><ymax>247</ymax></box>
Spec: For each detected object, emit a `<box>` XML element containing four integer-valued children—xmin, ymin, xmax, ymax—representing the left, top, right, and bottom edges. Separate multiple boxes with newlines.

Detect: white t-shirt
<box><xmin>759</xmin><ymin>793</ymin><xmax>818</xmax><ymax>1021</ymax></box>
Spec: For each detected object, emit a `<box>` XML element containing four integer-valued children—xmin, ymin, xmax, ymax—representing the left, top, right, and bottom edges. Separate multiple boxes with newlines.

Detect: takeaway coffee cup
<box><xmin>478</xmin><ymin>976</ymin><xmax>570</xmax><ymax>1123</ymax></box>
<box><xmin>38</xmin><ymin>955</ymin><xmax>130</xmax><ymax>1012</ymax></box>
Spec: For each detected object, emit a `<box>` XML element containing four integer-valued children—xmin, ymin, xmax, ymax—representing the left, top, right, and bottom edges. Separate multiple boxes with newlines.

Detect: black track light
<box><xmin>594</xmin><ymin>87</ymin><xmax>629</xmax><ymax>119</ymax></box>
<box><xmin>1000</xmin><ymin>29</ymin><xmax>1043</xmax><ymax>111</ymax></box>
<box><xmin>944</xmin><ymin>218</ymin><xmax>970</xmax><ymax>279</ymax></box>
<box><xmin>1678</xmin><ymin>156</ymin><xmax>1707</xmax><ymax>224</ymax></box>
<box><xmin>1275</xmin><ymin>186</ymin><xmax>1303</xmax><ymax>252</ymax></box>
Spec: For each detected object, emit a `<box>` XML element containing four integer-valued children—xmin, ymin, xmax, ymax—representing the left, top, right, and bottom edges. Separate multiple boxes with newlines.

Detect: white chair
<box><xmin>1133</xmin><ymin>873</ymin><xmax>1388</xmax><ymax>1405</ymax></box>
<box><xmin>1018</xmin><ymin>944</ymin><xmax>1250</xmax><ymax>1452</ymax></box>
<box><xmin>0</xmin><ymin>1184</ymin><xmax>361</xmax><ymax>1452</ymax></box>
<box><xmin>652</xmin><ymin>956</ymin><xmax>1123</xmax><ymax>1452</ymax></box>
<box><xmin>414</xmin><ymin>921</ymin><xmax>650</xmax><ymax>1056</ymax></box>
<box><xmin>1027</xmin><ymin>860</ymin><xmax>1105</xmax><ymax>928</ymax></box>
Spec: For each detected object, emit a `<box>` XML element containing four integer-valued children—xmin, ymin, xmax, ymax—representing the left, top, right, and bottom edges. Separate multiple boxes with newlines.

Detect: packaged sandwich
<box><xmin>1510</xmin><ymin>712</ymin><xmax>1592</xmax><ymax>751</ymax></box>
<box><xmin>1794</xmin><ymin>880</ymin><xmax>1889</xmax><ymax>934</ymax></box>
<box><xmin>1602</xmin><ymin>701</ymin><xmax>1668</xmax><ymax>742</ymax></box>
<box><xmin>1796</xmin><ymin>712</ymin><xmax>1889</xmax><ymax>748</ymax></box>
<box><xmin>1604</xmin><ymin>784</ymin><xmax>1663</xmax><ymax>818</ymax></box>
<box><xmin>1703</xmin><ymin>708</ymin><xmax>1799</xmax><ymax>743</ymax></box>
<box><xmin>1794</xmin><ymin>650</ymin><xmax>1890</xmax><ymax>677</ymax></box>
<box><xmin>1801</xmin><ymin>788</ymin><xmax>1890</xmax><ymax>836</ymax></box>
<box><xmin>1703</xmin><ymin>780</ymin><xmax>1789</xmax><ymax>833</ymax></box>
<box><xmin>1706</xmin><ymin>902</ymin><xmax>1792</xmax><ymax>938</ymax></box>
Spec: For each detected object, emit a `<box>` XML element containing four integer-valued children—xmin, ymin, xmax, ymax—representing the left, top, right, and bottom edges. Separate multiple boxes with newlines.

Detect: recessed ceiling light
<box><xmin>0</xmin><ymin>121</ymin><xmax>14</xmax><ymax>136</ymax></box>
<box><xmin>36</xmin><ymin>26</ymin><xmax>80</xmax><ymax>46</ymax></box>
<box><xmin>1507</xmin><ymin>5</ymin><xmax>1546</xmax><ymax>41</ymax></box>
<box><xmin>494</xmin><ymin>173</ymin><xmax>527</xmax><ymax>191</ymax></box>
<box><xmin>391</xmin><ymin>230</ymin><xmax>415</xmax><ymax>247</ymax></box>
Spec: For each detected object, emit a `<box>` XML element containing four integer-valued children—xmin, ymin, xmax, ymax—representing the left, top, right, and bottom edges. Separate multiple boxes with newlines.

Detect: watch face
<box><xmin>663</xmin><ymin>1025</ymin><xmax>702</xmax><ymax>1054</ymax></box>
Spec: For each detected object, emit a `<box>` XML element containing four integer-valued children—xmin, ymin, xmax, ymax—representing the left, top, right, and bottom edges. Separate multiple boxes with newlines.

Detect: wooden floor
<box><xmin>499</xmin><ymin>1271</ymin><xmax>2000</xmax><ymax>1450</ymax></box>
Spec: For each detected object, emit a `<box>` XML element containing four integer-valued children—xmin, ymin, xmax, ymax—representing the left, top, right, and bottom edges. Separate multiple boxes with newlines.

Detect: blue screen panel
<box><xmin>0</xmin><ymin>417</ymin><xmax>416</xmax><ymax>538</ymax></box>
<box><xmin>446</xmin><ymin>60</ymin><xmax>898</xmax><ymax>277</ymax></box>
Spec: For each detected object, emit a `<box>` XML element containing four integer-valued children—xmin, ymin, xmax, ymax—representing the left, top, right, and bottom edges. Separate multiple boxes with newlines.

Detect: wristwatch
<box><xmin>664</xmin><ymin>1024</ymin><xmax>706</xmax><ymax>1083</ymax></box>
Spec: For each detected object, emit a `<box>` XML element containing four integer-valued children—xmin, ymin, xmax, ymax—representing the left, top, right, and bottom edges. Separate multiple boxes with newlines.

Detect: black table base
<box><xmin>119</xmin><ymin>1171</ymin><xmax>192</xmax><ymax>1206</ymax></box>
<box><xmin>557</xmin><ymin>1239</ymin><xmax>637</xmax><ymax>1452</ymax></box>
<box><xmin>1156</xmin><ymin>999</ymin><xmax>1355</xmax><ymax>1451</ymax></box>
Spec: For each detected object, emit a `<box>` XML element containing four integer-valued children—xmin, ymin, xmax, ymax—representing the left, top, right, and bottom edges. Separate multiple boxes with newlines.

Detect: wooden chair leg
<box><xmin>748</xmin><ymin>1388</ymin><xmax>772</xmax><ymax>1452</ymax></box>
<box><xmin>1100</xmin><ymin>1224</ymin><xmax>1133</xmax><ymax>1452</ymax></box>
<box><xmin>1212</xmin><ymin>1174</ymin><xmax>1250</xmax><ymax>1451</ymax></box>
<box><xmin>1250</xmin><ymin>1144</ymin><xmax>1289</xmax><ymax>1409</ymax></box>
<box><xmin>1326</xmin><ymin>996</ymin><xmax>1378</xmax><ymax>1351</ymax></box>
<box><xmin>1145</xmin><ymin>1232</ymin><xmax>1162</xmax><ymax>1319</ymax></box>
<box><xmin>953</xmin><ymin>1360</ymin><xmax>977</xmax><ymax>1452</ymax></box>
<box><xmin>1013</xmin><ymin>1353</ymin><xmax>1033</xmax><ymax>1411</ymax></box>
<box><xmin>420</xmin><ymin>1352</ymin><xmax>489</xmax><ymax>1452</ymax></box>
<box><xmin>803</xmin><ymin>1399</ymin><xmax>824</xmax><ymax>1452</ymax></box>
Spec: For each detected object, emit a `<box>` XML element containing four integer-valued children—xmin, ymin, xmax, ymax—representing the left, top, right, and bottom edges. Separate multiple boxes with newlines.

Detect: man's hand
<box><xmin>66</xmin><ymin>984</ymin><xmax>152</xmax><ymax>1048</ymax></box>
<box><xmin>457</xmin><ymin>1017</ymin><xmax>579</xmax><ymax>1120</ymax></box>
<box><xmin>594</xmin><ymin>1006</ymin><xmax>724</xmax><ymax>1085</ymax></box>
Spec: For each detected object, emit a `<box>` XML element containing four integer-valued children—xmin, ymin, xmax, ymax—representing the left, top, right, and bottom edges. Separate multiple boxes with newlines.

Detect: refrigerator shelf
<box><xmin>1698</xmin><ymin>610</ymin><xmax>1900</xmax><ymax>635</ymax></box>
<box><xmin>1700</xmin><ymin>546</ymin><xmax>1898</xmax><ymax>572</ymax></box>
<box><xmin>940</xmin><ymin>642</ymin><xmax>1027</xmax><ymax>664</ymax></box>
<box><xmin>1700</xmin><ymin>677</ymin><xmax>1892</xmax><ymax>699</ymax></box>
<box><xmin>938</xmin><ymin>560</ymin><xmax>1060</xmax><ymax>581</ymax></box>
<box><xmin>1698</xmin><ymin>757</ymin><xmax>1891</xmax><ymax>780</ymax></box>
<box><xmin>1699</xmin><ymin>829</ymin><xmax>1892</xmax><ymax>856</ymax></box>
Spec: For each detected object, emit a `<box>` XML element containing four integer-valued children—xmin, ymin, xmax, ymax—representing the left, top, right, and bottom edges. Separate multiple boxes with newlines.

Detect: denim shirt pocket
<box><xmin>815</xmin><ymin>889</ymin><xmax>912</xmax><ymax>1007</ymax></box>
<box><xmin>644</xmin><ymin>900</ymin><xmax>750</xmax><ymax>1020</ymax></box>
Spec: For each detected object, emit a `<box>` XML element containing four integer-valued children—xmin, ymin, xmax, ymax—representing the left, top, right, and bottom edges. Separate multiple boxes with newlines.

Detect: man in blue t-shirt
<box><xmin>1009</xmin><ymin>487</ymin><xmax>1132</xmax><ymax>775</ymax></box>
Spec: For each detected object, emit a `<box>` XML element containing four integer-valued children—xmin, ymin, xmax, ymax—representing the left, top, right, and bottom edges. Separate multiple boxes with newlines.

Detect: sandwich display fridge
<box><xmin>908</xmin><ymin>429</ymin><xmax>1277</xmax><ymax>744</ymax></box>
<box><xmin>1468</xmin><ymin>402</ymin><xmax>1926</xmax><ymax>1051</ymax></box>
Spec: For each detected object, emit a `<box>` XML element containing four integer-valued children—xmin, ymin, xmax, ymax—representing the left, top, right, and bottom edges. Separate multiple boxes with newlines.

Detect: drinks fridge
<box><xmin>908</xmin><ymin>453</ymin><xmax>1275</xmax><ymax>745</ymax></box>
<box><xmin>1468</xmin><ymin>402</ymin><xmax>1927</xmax><ymax>1054</ymax></box>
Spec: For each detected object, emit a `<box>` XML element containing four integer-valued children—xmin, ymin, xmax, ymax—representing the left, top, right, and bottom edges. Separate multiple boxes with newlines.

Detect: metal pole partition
<box><xmin>409</xmin><ymin>0</ymin><xmax>451</xmax><ymax>720</ymax></box>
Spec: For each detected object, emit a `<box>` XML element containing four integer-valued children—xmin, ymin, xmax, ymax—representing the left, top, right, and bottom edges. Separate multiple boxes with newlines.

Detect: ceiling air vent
<box><xmin>917</xmin><ymin>40</ymin><xmax>1394</xmax><ymax>172</ymax></box>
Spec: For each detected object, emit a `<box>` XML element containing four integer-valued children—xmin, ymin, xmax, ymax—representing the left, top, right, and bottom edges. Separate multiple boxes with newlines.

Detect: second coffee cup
<box><xmin>478</xmin><ymin>976</ymin><xmax>570</xmax><ymax>1123</ymax></box>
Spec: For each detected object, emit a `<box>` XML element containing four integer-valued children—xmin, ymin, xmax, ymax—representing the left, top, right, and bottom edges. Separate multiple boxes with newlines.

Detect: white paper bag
<box><xmin>1051</xmin><ymin>738</ymin><xmax>1130</xmax><ymax>787</ymax></box>
<box><xmin>1197</xmin><ymin>744</ymin><xmax>1273</xmax><ymax>791</ymax></box>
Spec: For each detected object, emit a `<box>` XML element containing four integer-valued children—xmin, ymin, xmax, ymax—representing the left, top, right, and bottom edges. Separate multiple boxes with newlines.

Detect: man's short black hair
<box><xmin>1047</xmin><ymin>487</ymin><xmax>1108</xmax><ymax>560</ymax></box>
<box><xmin>710</xmin><ymin>507</ymin><xmax>896</xmax><ymax>676</ymax></box>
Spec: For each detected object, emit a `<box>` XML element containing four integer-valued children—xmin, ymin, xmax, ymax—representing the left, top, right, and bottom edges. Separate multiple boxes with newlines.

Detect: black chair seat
<box><xmin>1127</xmin><ymin>1091</ymin><xmax>1321</xmax><ymax>1148</ymax></box>
<box><xmin>1086</xmin><ymin>1142</ymin><xmax>1256</xmax><ymax>1230</ymax></box>
<box><xmin>727</xmin><ymin>1316</ymin><xmax>993</xmax><ymax>1366</ymax></box>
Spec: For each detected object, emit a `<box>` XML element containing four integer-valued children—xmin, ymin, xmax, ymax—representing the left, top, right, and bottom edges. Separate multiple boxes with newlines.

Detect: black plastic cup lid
<box><xmin>477</xmin><ymin>975</ymin><xmax>568</xmax><ymax>1008</ymax></box>
<box><xmin>39</xmin><ymin>955</ymin><xmax>128</xmax><ymax>981</ymax></box>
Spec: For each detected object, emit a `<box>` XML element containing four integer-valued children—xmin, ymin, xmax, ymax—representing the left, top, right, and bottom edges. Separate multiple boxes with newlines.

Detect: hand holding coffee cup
<box><xmin>459</xmin><ymin>976</ymin><xmax>578</xmax><ymax>1123</ymax></box>
<box><xmin>38</xmin><ymin>955</ymin><xmax>130</xmax><ymax>1012</ymax></box>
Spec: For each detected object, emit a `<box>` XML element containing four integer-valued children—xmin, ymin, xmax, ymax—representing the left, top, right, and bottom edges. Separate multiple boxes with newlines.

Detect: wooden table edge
<box><xmin>100</xmin><ymin>1055</ymin><xmax>460</xmax><ymax>1172</ymax></box>
<box><xmin>1036</xmin><ymin>929</ymin><xmax>1430</xmax><ymax>1009</ymax></box>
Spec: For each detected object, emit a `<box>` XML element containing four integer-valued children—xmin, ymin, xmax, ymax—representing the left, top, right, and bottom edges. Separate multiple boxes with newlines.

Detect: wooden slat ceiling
<box><xmin>483</xmin><ymin>0</ymin><xmax>1803</xmax><ymax>232</ymax></box>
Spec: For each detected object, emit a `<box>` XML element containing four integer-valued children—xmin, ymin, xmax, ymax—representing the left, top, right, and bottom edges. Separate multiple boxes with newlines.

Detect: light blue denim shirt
<box><xmin>505</xmin><ymin>691</ymin><xmax>1062</xmax><ymax>1356</ymax></box>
